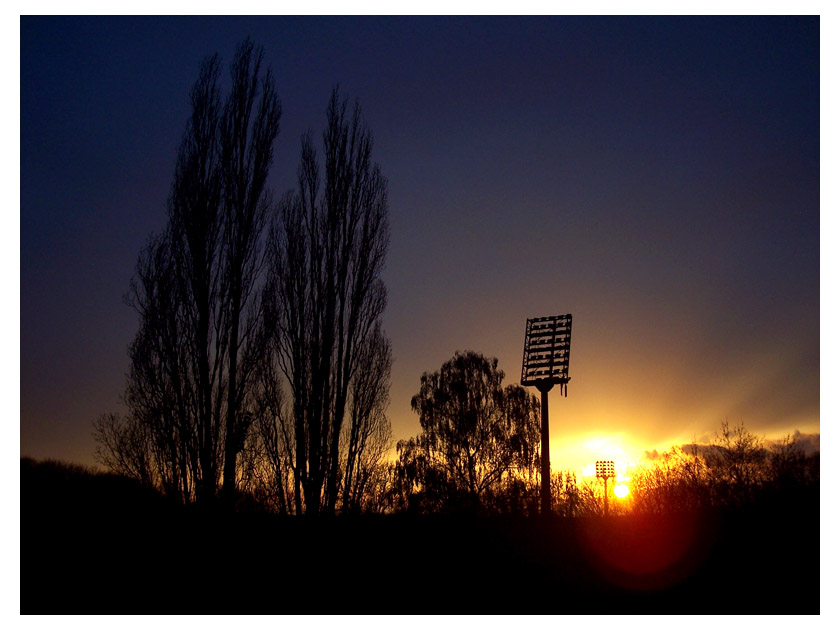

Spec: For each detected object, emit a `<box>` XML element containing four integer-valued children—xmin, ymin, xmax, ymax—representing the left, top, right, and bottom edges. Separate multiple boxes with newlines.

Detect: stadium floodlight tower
<box><xmin>596</xmin><ymin>460</ymin><xmax>616</xmax><ymax>516</ymax></box>
<box><xmin>521</xmin><ymin>314</ymin><xmax>573</xmax><ymax>515</ymax></box>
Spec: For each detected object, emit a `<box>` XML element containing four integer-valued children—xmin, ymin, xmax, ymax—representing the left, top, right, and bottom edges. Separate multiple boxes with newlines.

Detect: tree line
<box><xmin>98</xmin><ymin>292</ymin><xmax>817</xmax><ymax>518</ymax></box>
<box><xmin>389</xmin><ymin>353</ymin><xmax>818</xmax><ymax>517</ymax></box>
<box><xmin>94</xmin><ymin>38</ymin><xmax>391</xmax><ymax>516</ymax></box>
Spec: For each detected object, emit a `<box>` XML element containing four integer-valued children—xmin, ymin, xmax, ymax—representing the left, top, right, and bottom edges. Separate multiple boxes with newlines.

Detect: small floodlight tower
<box><xmin>521</xmin><ymin>314</ymin><xmax>573</xmax><ymax>515</ymax></box>
<box><xmin>595</xmin><ymin>460</ymin><xmax>616</xmax><ymax>516</ymax></box>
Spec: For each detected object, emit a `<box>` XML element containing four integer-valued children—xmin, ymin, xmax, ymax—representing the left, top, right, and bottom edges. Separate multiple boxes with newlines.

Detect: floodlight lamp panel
<box><xmin>595</xmin><ymin>460</ymin><xmax>615</xmax><ymax>478</ymax></box>
<box><xmin>521</xmin><ymin>313</ymin><xmax>573</xmax><ymax>388</ymax></box>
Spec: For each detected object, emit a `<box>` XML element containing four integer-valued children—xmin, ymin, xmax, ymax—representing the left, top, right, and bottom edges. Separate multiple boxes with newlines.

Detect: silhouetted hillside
<box><xmin>21</xmin><ymin>457</ymin><xmax>171</xmax><ymax>519</ymax></box>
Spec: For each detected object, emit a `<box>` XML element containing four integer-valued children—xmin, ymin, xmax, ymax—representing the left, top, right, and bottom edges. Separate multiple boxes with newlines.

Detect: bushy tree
<box><xmin>628</xmin><ymin>446</ymin><xmax>711</xmax><ymax>514</ymax></box>
<box><xmin>550</xmin><ymin>471</ymin><xmax>604</xmax><ymax>517</ymax></box>
<box><xmin>395</xmin><ymin>351</ymin><xmax>541</xmax><ymax>513</ymax></box>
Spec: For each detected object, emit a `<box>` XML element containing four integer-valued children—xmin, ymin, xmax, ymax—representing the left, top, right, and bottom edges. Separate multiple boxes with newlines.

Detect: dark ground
<box><xmin>20</xmin><ymin>458</ymin><xmax>819</xmax><ymax>614</ymax></box>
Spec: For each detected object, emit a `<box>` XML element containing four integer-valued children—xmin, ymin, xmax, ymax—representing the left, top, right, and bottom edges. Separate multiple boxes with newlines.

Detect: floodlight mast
<box><xmin>596</xmin><ymin>460</ymin><xmax>616</xmax><ymax>516</ymax></box>
<box><xmin>521</xmin><ymin>314</ymin><xmax>573</xmax><ymax>515</ymax></box>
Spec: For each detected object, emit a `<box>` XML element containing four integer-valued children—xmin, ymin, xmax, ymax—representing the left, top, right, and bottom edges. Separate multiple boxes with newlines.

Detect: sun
<box><xmin>613</xmin><ymin>483</ymin><xmax>630</xmax><ymax>499</ymax></box>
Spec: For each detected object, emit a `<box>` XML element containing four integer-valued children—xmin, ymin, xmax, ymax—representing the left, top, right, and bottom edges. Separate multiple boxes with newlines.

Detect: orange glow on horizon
<box><xmin>554</xmin><ymin>432</ymin><xmax>644</xmax><ymax>480</ymax></box>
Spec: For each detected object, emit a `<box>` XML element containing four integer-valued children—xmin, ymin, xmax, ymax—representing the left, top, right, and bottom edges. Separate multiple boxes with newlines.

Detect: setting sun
<box><xmin>613</xmin><ymin>483</ymin><xmax>630</xmax><ymax>499</ymax></box>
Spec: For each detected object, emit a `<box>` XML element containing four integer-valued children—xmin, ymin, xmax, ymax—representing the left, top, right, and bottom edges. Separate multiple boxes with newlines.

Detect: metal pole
<box><xmin>540</xmin><ymin>385</ymin><xmax>551</xmax><ymax>514</ymax></box>
<box><xmin>603</xmin><ymin>477</ymin><xmax>609</xmax><ymax>516</ymax></box>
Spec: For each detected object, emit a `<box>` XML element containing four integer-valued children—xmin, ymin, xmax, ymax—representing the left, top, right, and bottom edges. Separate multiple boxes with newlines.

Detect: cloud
<box><xmin>676</xmin><ymin>431</ymin><xmax>820</xmax><ymax>461</ymax></box>
<box><xmin>679</xmin><ymin>443</ymin><xmax>717</xmax><ymax>460</ymax></box>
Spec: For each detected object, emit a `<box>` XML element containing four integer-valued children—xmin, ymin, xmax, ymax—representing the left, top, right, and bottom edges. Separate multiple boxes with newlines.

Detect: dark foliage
<box><xmin>621</xmin><ymin>423</ymin><xmax>820</xmax><ymax>516</ymax></box>
<box><xmin>394</xmin><ymin>351</ymin><xmax>541</xmax><ymax>514</ymax></box>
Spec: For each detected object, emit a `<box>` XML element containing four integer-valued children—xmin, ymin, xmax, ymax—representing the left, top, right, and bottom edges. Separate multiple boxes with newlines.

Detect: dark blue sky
<box><xmin>20</xmin><ymin>16</ymin><xmax>819</xmax><ymax>471</ymax></box>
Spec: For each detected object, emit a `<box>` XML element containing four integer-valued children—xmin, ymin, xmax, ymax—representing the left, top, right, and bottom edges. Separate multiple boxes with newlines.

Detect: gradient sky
<box><xmin>20</xmin><ymin>15</ymin><xmax>819</xmax><ymax>474</ymax></box>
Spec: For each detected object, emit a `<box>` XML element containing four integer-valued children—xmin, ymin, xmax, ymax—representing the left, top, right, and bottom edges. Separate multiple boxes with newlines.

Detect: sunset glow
<box><xmin>613</xmin><ymin>484</ymin><xmax>630</xmax><ymax>499</ymax></box>
<box><xmin>560</xmin><ymin>433</ymin><xmax>643</xmax><ymax>479</ymax></box>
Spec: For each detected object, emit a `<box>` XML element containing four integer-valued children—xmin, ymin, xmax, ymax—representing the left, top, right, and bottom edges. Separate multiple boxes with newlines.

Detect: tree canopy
<box><xmin>395</xmin><ymin>351</ymin><xmax>541</xmax><ymax>513</ymax></box>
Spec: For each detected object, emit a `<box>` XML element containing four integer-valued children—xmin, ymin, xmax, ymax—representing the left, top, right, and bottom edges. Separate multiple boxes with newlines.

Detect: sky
<box><xmin>19</xmin><ymin>14</ymin><xmax>820</xmax><ymax>475</ymax></box>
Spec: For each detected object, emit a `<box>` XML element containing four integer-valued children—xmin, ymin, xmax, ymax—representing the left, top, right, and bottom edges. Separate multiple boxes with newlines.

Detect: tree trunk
<box><xmin>222</xmin><ymin>280</ymin><xmax>242</xmax><ymax>506</ymax></box>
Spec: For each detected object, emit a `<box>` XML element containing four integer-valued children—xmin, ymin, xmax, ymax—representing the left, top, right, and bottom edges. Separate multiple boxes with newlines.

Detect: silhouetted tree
<box><xmin>261</xmin><ymin>87</ymin><xmax>390</xmax><ymax>515</ymax></box>
<box><xmin>219</xmin><ymin>38</ymin><xmax>281</xmax><ymax>505</ymax></box>
<box><xmin>340</xmin><ymin>324</ymin><xmax>393</xmax><ymax>514</ymax></box>
<box><xmin>121</xmin><ymin>230</ymin><xmax>197</xmax><ymax>502</ymax></box>
<box><xmin>246</xmin><ymin>348</ymin><xmax>297</xmax><ymax>514</ymax></box>
<box><xmin>705</xmin><ymin>421</ymin><xmax>766</xmax><ymax>506</ymax></box>
<box><xmin>551</xmin><ymin>471</ymin><xmax>596</xmax><ymax>517</ymax></box>
<box><xmin>767</xmin><ymin>432</ymin><xmax>812</xmax><ymax>497</ymax></box>
<box><xmin>395</xmin><ymin>351</ymin><xmax>541</xmax><ymax>513</ymax></box>
<box><xmin>99</xmin><ymin>42</ymin><xmax>281</xmax><ymax>506</ymax></box>
<box><xmin>166</xmin><ymin>52</ymin><xmax>228</xmax><ymax>504</ymax></box>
